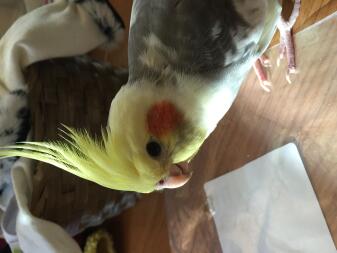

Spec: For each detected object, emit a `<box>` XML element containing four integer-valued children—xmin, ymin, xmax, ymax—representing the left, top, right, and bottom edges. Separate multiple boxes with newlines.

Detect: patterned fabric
<box><xmin>0</xmin><ymin>90</ymin><xmax>30</xmax><ymax>210</ymax></box>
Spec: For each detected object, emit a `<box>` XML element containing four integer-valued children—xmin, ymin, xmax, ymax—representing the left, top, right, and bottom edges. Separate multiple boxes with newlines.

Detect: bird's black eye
<box><xmin>146</xmin><ymin>141</ymin><xmax>162</xmax><ymax>158</ymax></box>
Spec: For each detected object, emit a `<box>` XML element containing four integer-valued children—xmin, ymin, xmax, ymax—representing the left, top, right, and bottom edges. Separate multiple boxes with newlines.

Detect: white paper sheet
<box><xmin>204</xmin><ymin>143</ymin><xmax>336</xmax><ymax>253</ymax></box>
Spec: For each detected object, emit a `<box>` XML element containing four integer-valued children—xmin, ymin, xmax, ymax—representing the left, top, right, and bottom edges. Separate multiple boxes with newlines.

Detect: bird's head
<box><xmin>108</xmin><ymin>81</ymin><xmax>207</xmax><ymax>192</ymax></box>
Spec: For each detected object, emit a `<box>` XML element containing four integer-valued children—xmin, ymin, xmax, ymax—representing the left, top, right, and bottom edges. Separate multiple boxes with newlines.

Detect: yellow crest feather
<box><xmin>0</xmin><ymin>126</ymin><xmax>158</xmax><ymax>193</ymax></box>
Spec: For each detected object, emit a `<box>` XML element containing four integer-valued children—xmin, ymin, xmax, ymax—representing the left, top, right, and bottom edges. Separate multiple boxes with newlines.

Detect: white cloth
<box><xmin>2</xmin><ymin>158</ymin><xmax>82</xmax><ymax>253</ymax></box>
<box><xmin>204</xmin><ymin>143</ymin><xmax>336</xmax><ymax>253</ymax></box>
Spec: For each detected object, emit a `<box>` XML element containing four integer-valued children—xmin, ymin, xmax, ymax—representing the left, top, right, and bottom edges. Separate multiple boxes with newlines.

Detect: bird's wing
<box><xmin>128</xmin><ymin>0</ymin><xmax>281</xmax><ymax>81</ymax></box>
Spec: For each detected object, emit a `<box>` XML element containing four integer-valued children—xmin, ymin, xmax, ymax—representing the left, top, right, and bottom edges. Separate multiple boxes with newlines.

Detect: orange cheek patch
<box><xmin>147</xmin><ymin>101</ymin><xmax>183</xmax><ymax>138</ymax></box>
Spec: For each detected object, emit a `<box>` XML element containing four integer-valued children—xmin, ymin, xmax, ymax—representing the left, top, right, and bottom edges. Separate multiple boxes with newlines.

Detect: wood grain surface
<box><xmin>165</xmin><ymin>13</ymin><xmax>337</xmax><ymax>253</ymax></box>
<box><xmin>106</xmin><ymin>192</ymin><xmax>171</xmax><ymax>253</ymax></box>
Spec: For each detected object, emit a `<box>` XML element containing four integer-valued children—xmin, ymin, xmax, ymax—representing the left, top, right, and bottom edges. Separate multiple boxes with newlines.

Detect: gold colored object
<box><xmin>84</xmin><ymin>230</ymin><xmax>116</xmax><ymax>253</ymax></box>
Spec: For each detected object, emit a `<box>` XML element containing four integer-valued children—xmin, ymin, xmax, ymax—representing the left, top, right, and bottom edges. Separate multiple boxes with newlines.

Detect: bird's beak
<box><xmin>155</xmin><ymin>161</ymin><xmax>192</xmax><ymax>190</ymax></box>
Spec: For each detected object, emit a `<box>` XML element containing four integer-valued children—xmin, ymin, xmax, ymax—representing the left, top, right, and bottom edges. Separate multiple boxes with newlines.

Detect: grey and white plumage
<box><xmin>125</xmin><ymin>0</ymin><xmax>281</xmax><ymax>137</ymax></box>
<box><xmin>129</xmin><ymin>0</ymin><xmax>280</xmax><ymax>81</ymax></box>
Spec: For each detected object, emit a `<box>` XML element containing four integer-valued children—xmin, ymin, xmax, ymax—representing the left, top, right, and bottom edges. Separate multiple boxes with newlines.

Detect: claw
<box><xmin>286</xmin><ymin>68</ymin><xmax>298</xmax><ymax>84</ymax></box>
<box><xmin>277</xmin><ymin>53</ymin><xmax>283</xmax><ymax>67</ymax></box>
<box><xmin>260</xmin><ymin>80</ymin><xmax>272</xmax><ymax>92</ymax></box>
<box><xmin>260</xmin><ymin>55</ymin><xmax>272</xmax><ymax>68</ymax></box>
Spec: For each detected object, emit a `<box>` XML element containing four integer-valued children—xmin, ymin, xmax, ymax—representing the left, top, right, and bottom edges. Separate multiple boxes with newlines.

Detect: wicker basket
<box><xmin>24</xmin><ymin>56</ymin><xmax>138</xmax><ymax>234</ymax></box>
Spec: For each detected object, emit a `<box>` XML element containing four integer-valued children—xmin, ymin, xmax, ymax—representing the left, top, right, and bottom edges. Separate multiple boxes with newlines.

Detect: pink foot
<box><xmin>277</xmin><ymin>0</ymin><xmax>301</xmax><ymax>83</ymax></box>
<box><xmin>254</xmin><ymin>57</ymin><xmax>272</xmax><ymax>92</ymax></box>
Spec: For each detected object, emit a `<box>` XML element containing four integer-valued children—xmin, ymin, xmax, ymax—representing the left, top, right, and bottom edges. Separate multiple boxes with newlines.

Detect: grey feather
<box><xmin>128</xmin><ymin>0</ymin><xmax>281</xmax><ymax>93</ymax></box>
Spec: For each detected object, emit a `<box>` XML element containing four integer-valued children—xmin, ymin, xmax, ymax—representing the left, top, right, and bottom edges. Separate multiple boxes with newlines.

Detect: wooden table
<box><xmin>165</xmin><ymin>13</ymin><xmax>337</xmax><ymax>253</ymax></box>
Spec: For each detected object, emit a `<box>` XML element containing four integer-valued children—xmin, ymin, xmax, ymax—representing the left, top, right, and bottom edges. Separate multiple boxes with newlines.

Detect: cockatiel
<box><xmin>0</xmin><ymin>0</ymin><xmax>299</xmax><ymax>193</ymax></box>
